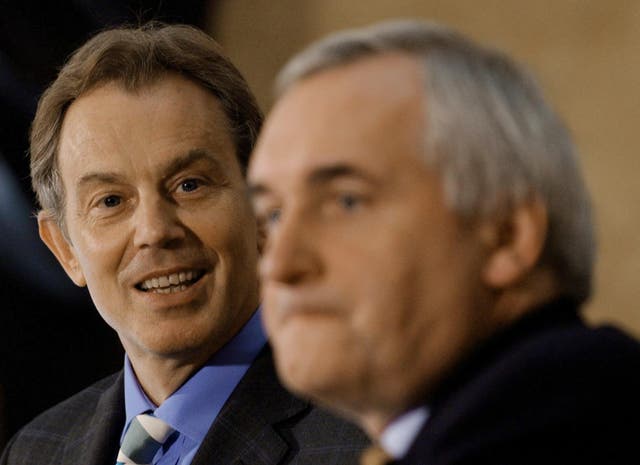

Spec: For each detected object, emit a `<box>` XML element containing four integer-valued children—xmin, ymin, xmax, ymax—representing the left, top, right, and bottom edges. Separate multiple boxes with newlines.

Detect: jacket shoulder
<box><xmin>408</xmin><ymin>313</ymin><xmax>640</xmax><ymax>464</ymax></box>
<box><xmin>1</xmin><ymin>372</ymin><xmax>122</xmax><ymax>465</ymax></box>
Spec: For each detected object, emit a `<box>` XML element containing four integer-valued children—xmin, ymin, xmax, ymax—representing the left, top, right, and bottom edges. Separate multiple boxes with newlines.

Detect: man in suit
<box><xmin>1</xmin><ymin>23</ymin><xmax>367</xmax><ymax>465</ymax></box>
<box><xmin>248</xmin><ymin>19</ymin><xmax>640</xmax><ymax>464</ymax></box>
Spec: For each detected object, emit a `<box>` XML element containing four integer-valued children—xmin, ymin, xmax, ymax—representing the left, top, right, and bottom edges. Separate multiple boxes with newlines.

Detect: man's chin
<box><xmin>120</xmin><ymin>331</ymin><xmax>217</xmax><ymax>363</ymax></box>
<box><xmin>276</xmin><ymin>351</ymin><xmax>353</xmax><ymax>402</ymax></box>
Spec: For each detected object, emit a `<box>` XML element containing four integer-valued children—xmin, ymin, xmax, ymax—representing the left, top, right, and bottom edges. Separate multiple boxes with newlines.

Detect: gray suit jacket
<box><xmin>0</xmin><ymin>347</ymin><xmax>368</xmax><ymax>464</ymax></box>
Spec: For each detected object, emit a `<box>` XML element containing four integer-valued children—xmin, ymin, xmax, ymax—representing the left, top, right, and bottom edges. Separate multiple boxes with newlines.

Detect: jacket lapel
<box><xmin>62</xmin><ymin>371</ymin><xmax>125</xmax><ymax>465</ymax></box>
<box><xmin>191</xmin><ymin>347</ymin><xmax>309</xmax><ymax>465</ymax></box>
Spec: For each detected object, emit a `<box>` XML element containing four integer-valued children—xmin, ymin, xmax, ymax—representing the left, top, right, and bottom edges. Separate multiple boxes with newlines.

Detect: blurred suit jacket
<box><xmin>0</xmin><ymin>347</ymin><xmax>368</xmax><ymax>465</ymax></box>
<box><xmin>397</xmin><ymin>298</ymin><xmax>640</xmax><ymax>465</ymax></box>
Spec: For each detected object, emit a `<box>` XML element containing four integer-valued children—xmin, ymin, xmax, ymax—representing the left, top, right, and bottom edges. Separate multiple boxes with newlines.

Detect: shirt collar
<box><xmin>123</xmin><ymin>307</ymin><xmax>267</xmax><ymax>443</ymax></box>
<box><xmin>380</xmin><ymin>407</ymin><xmax>429</xmax><ymax>459</ymax></box>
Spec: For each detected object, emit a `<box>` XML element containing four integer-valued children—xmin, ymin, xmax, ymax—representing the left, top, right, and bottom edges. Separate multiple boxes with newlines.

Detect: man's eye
<box><xmin>338</xmin><ymin>193</ymin><xmax>361</xmax><ymax>211</ymax></box>
<box><xmin>179</xmin><ymin>179</ymin><xmax>201</xmax><ymax>192</ymax></box>
<box><xmin>266</xmin><ymin>208</ymin><xmax>282</xmax><ymax>225</ymax></box>
<box><xmin>102</xmin><ymin>195</ymin><xmax>121</xmax><ymax>208</ymax></box>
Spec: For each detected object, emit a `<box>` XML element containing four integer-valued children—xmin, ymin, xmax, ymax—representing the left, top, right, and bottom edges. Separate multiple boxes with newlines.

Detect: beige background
<box><xmin>209</xmin><ymin>1</ymin><xmax>640</xmax><ymax>335</ymax></box>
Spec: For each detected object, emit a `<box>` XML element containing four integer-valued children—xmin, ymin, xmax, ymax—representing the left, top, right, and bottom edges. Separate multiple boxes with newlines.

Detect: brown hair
<box><xmin>31</xmin><ymin>22</ymin><xmax>262</xmax><ymax>224</ymax></box>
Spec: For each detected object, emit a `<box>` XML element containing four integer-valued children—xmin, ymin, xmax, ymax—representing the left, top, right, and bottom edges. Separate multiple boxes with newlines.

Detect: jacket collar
<box><xmin>192</xmin><ymin>345</ymin><xmax>309</xmax><ymax>465</ymax></box>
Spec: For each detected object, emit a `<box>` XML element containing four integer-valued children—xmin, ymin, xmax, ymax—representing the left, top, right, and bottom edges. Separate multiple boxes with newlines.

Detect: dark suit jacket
<box><xmin>398</xmin><ymin>298</ymin><xmax>640</xmax><ymax>465</ymax></box>
<box><xmin>0</xmin><ymin>347</ymin><xmax>368</xmax><ymax>465</ymax></box>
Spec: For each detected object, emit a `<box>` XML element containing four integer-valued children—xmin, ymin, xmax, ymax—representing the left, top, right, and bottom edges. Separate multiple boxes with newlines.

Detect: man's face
<box><xmin>249</xmin><ymin>54</ymin><xmax>493</xmax><ymax>428</ymax></box>
<box><xmin>42</xmin><ymin>74</ymin><xmax>260</xmax><ymax>365</ymax></box>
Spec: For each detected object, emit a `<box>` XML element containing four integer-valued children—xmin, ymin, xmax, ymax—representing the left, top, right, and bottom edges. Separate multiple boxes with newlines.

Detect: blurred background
<box><xmin>1</xmin><ymin>0</ymin><xmax>638</xmax><ymax>447</ymax></box>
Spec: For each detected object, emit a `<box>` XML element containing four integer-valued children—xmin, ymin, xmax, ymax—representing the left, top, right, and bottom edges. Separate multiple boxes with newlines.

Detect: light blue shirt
<box><xmin>380</xmin><ymin>407</ymin><xmax>430</xmax><ymax>459</ymax></box>
<box><xmin>121</xmin><ymin>308</ymin><xmax>267</xmax><ymax>465</ymax></box>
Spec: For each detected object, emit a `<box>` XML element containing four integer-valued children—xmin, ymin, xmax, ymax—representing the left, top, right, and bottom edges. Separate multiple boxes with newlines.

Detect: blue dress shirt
<box><xmin>380</xmin><ymin>407</ymin><xmax>429</xmax><ymax>459</ymax></box>
<box><xmin>121</xmin><ymin>308</ymin><xmax>267</xmax><ymax>465</ymax></box>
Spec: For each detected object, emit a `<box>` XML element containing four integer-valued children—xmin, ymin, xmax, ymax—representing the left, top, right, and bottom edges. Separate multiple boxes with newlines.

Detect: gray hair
<box><xmin>276</xmin><ymin>19</ymin><xmax>595</xmax><ymax>304</ymax></box>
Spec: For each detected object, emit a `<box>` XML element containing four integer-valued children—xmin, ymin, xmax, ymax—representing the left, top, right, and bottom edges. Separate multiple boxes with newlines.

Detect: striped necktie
<box><xmin>116</xmin><ymin>413</ymin><xmax>175</xmax><ymax>465</ymax></box>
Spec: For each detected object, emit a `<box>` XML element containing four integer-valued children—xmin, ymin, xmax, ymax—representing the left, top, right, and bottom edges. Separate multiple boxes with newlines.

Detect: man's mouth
<box><xmin>136</xmin><ymin>270</ymin><xmax>206</xmax><ymax>294</ymax></box>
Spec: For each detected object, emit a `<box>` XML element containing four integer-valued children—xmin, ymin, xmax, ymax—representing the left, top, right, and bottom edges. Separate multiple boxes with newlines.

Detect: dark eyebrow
<box><xmin>76</xmin><ymin>149</ymin><xmax>223</xmax><ymax>189</ymax></box>
<box><xmin>248</xmin><ymin>163</ymin><xmax>376</xmax><ymax>200</ymax></box>
<box><xmin>247</xmin><ymin>183</ymin><xmax>270</xmax><ymax>199</ymax></box>
<box><xmin>77</xmin><ymin>172</ymin><xmax>127</xmax><ymax>188</ymax></box>
<box><xmin>307</xmin><ymin>163</ymin><xmax>375</xmax><ymax>186</ymax></box>
<box><xmin>160</xmin><ymin>148</ymin><xmax>224</xmax><ymax>180</ymax></box>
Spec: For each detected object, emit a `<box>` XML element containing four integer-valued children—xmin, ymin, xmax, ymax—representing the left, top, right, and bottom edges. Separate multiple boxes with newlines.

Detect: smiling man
<box><xmin>0</xmin><ymin>23</ymin><xmax>366</xmax><ymax>465</ymax></box>
<box><xmin>249</xmin><ymin>20</ymin><xmax>640</xmax><ymax>464</ymax></box>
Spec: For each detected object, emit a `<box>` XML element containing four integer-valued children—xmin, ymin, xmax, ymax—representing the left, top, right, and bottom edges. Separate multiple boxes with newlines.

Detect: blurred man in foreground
<box><xmin>1</xmin><ymin>23</ymin><xmax>366</xmax><ymax>465</ymax></box>
<box><xmin>249</xmin><ymin>20</ymin><xmax>640</xmax><ymax>464</ymax></box>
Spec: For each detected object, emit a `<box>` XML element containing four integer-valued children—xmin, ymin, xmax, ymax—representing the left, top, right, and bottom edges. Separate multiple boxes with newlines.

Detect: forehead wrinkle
<box><xmin>62</xmin><ymin>76</ymin><xmax>234</xmax><ymax>170</ymax></box>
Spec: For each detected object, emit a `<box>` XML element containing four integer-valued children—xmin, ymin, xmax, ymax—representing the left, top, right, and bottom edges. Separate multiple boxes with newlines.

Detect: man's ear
<box><xmin>480</xmin><ymin>196</ymin><xmax>548</xmax><ymax>290</ymax></box>
<box><xmin>38</xmin><ymin>212</ymin><xmax>87</xmax><ymax>287</ymax></box>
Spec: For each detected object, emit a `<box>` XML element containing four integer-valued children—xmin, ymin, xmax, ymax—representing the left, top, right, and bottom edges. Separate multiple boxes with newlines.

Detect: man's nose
<box><xmin>132</xmin><ymin>197</ymin><xmax>186</xmax><ymax>249</ymax></box>
<box><xmin>259</xmin><ymin>212</ymin><xmax>322</xmax><ymax>285</ymax></box>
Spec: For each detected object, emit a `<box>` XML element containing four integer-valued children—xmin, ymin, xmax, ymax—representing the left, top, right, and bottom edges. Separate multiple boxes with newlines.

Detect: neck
<box><xmin>360</xmin><ymin>413</ymin><xmax>393</xmax><ymax>440</ymax></box>
<box><xmin>357</xmin><ymin>271</ymin><xmax>560</xmax><ymax>441</ymax></box>
<box><xmin>125</xmin><ymin>348</ymin><xmax>214</xmax><ymax>405</ymax></box>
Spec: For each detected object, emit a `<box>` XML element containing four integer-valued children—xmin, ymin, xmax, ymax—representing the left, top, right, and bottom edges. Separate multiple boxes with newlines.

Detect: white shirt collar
<box><xmin>380</xmin><ymin>407</ymin><xmax>430</xmax><ymax>459</ymax></box>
